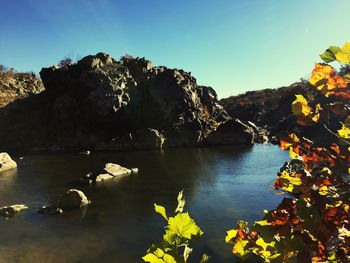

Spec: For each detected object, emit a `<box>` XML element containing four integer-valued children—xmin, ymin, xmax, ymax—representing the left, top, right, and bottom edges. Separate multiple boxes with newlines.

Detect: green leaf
<box><xmin>199</xmin><ymin>254</ymin><xmax>210</xmax><ymax>263</ymax></box>
<box><xmin>175</xmin><ymin>190</ymin><xmax>186</xmax><ymax>213</ymax></box>
<box><xmin>142</xmin><ymin>247</ymin><xmax>177</xmax><ymax>263</ymax></box>
<box><xmin>167</xmin><ymin>212</ymin><xmax>203</xmax><ymax>240</ymax></box>
<box><xmin>154</xmin><ymin>204</ymin><xmax>168</xmax><ymax>220</ymax></box>
<box><xmin>320</xmin><ymin>46</ymin><xmax>340</xmax><ymax>63</ymax></box>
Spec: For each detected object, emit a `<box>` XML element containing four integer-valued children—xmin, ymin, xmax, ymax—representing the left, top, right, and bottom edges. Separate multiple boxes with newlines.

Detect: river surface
<box><xmin>0</xmin><ymin>144</ymin><xmax>289</xmax><ymax>263</ymax></box>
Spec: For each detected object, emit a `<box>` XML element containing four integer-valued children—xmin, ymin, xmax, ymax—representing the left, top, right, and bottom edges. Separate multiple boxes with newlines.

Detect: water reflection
<box><xmin>0</xmin><ymin>145</ymin><xmax>288</xmax><ymax>262</ymax></box>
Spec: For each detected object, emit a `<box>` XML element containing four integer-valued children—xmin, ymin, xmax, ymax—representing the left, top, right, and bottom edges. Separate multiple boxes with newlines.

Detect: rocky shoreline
<box><xmin>219</xmin><ymin>82</ymin><xmax>339</xmax><ymax>145</ymax></box>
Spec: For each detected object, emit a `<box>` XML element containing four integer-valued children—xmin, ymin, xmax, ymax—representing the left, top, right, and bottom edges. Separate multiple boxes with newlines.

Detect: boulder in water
<box><xmin>58</xmin><ymin>189</ymin><xmax>90</xmax><ymax>209</ymax></box>
<box><xmin>0</xmin><ymin>204</ymin><xmax>28</xmax><ymax>217</ymax></box>
<box><xmin>38</xmin><ymin>205</ymin><xmax>63</xmax><ymax>215</ymax></box>
<box><xmin>0</xmin><ymin>152</ymin><xmax>17</xmax><ymax>173</ymax></box>
<box><xmin>81</xmin><ymin>162</ymin><xmax>139</xmax><ymax>184</ymax></box>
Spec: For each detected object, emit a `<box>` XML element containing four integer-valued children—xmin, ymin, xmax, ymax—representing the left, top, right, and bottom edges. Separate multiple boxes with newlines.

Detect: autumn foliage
<box><xmin>226</xmin><ymin>43</ymin><xmax>350</xmax><ymax>262</ymax></box>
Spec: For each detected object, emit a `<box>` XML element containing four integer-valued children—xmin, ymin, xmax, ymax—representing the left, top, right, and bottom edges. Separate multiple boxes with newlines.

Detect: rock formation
<box><xmin>0</xmin><ymin>67</ymin><xmax>44</xmax><ymax>108</ymax></box>
<box><xmin>81</xmin><ymin>162</ymin><xmax>138</xmax><ymax>184</ymax></box>
<box><xmin>0</xmin><ymin>204</ymin><xmax>28</xmax><ymax>217</ymax></box>
<box><xmin>0</xmin><ymin>53</ymin><xmax>254</xmax><ymax>152</ymax></box>
<box><xmin>0</xmin><ymin>152</ymin><xmax>17</xmax><ymax>173</ymax></box>
<box><xmin>58</xmin><ymin>189</ymin><xmax>90</xmax><ymax>209</ymax></box>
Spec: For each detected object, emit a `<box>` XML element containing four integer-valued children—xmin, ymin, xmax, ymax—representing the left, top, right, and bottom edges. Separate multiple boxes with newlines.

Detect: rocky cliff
<box><xmin>0</xmin><ymin>68</ymin><xmax>44</xmax><ymax>108</ymax></box>
<box><xmin>0</xmin><ymin>53</ymin><xmax>254</xmax><ymax>153</ymax></box>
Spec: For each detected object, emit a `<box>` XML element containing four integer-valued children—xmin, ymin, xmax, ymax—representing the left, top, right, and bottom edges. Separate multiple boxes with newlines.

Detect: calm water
<box><xmin>0</xmin><ymin>145</ymin><xmax>289</xmax><ymax>263</ymax></box>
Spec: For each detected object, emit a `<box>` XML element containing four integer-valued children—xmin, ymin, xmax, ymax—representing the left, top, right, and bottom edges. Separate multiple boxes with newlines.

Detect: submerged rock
<box><xmin>58</xmin><ymin>189</ymin><xmax>90</xmax><ymax>209</ymax></box>
<box><xmin>79</xmin><ymin>150</ymin><xmax>91</xmax><ymax>155</ymax></box>
<box><xmin>82</xmin><ymin>162</ymin><xmax>139</xmax><ymax>184</ymax></box>
<box><xmin>95</xmin><ymin>173</ymin><xmax>114</xmax><ymax>182</ymax></box>
<box><xmin>38</xmin><ymin>205</ymin><xmax>63</xmax><ymax>215</ymax></box>
<box><xmin>0</xmin><ymin>152</ymin><xmax>17</xmax><ymax>173</ymax></box>
<box><xmin>0</xmin><ymin>204</ymin><xmax>28</xmax><ymax>217</ymax></box>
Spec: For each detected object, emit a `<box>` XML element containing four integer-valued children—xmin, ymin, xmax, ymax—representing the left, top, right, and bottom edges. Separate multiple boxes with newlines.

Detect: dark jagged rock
<box><xmin>203</xmin><ymin>119</ymin><xmax>254</xmax><ymax>146</ymax></box>
<box><xmin>95</xmin><ymin>128</ymin><xmax>165</xmax><ymax>151</ymax></box>
<box><xmin>245</xmin><ymin>121</ymin><xmax>269</xmax><ymax>144</ymax></box>
<box><xmin>38</xmin><ymin>205</ymin><xmax>63</xmax><ymax>215</ymax></box>
<box><xmin>58</xmin><ymin>189</ymin><xmax>90</xmax><ymax>209</ymax></box>
<box><xmin>0</xmin><ymin>53</ymin><xmax>252</xmax><ymax>153</ymax></box>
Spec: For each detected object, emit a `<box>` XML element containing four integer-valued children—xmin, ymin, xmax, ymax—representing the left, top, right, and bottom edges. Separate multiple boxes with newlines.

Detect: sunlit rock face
<box><xmin>0</xmin><ymin>152</ymin><xmax>17</xmax><ymax>173</ymax></box>
<box><xmin>0</xmin><ymin>53</ymin><xmax>255</xmax><ymax>153</ymax></box>
<box><xmin>0</xmin><ymin>69</ymin><xmax>44</xmax><ymax>108</ymax></box>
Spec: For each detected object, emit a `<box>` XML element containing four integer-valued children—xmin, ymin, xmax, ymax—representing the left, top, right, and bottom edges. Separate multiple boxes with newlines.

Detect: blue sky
<box><xmin>1</xmin><ymin>0</ymin><xmax>350</xmax><ymax>98</ymax></box>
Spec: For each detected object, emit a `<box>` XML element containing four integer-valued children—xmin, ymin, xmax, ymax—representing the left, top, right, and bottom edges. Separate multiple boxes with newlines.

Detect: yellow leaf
<box><xmin>279</xmin><ymin>170</ymin><xmax>302</xmax><ymax>193</ymax></box>
<box><xmin>199</xmin><ymin>254</ymin><xmax>210</xmax><ymax>263</ymax></box>
<box><xmin>142</xmin><ymin>248</ymin><xmax>177</xmax><ymax>263</ymax></box>
<box><xmin>338</xmin><ymin>226</ymin><xmax>350</xmax><ymax>238</ymax></box>
<box><xmin>163</xmin><ymin>229</ymin><xmax>175</xmax><ymax>245</ymax></box>
<box><xmin>279</xmin><ymin>171</ymin><xmax>299</xmax><ymax>183</ymax></box>
<box><xmin>183</xmin><ymin>245</ymin><xmax>192</xmax><ymax>262</ymax></box>
<box><xmin>232</xmin><ymin>238</ymin><xmax>249</xmax><ymax>257</ymax></box>
<box><xmin>167</xmin><ymin>212</ymin><xmax>203</xmax><ymax>240</ymax></box>
<box><xmin>291</xmin><ymin>95</ymin><xmax>312</xmax><ymax>117</ymax></box>
<box><xmin>175</xmin><ymin>190</ymin><xmax>186</xmax><ymax>213</ymax></box>
<box><xmin>255</xmin><ymin>220</ymin><xmax>272</xmax><ymax>226</ymax></box>
<box><xmin>318</xmin><ymin>185</ymin><xmax>329</xmax><ymax>196</ymax></box>
<box><xmin>309</xmin><ymin>64</ymin><xmax>334</xmax><ymax>87</ymax></box>
<box><xmin>290</xmin><ymin>133</ymin><xmax>300</xmax><ymax>142</ymax></box>
<box><xmin>335</xmin><ymin>42</ymin><xmax>350</xmax><ymax>64</ymax></box>
<box><xmin>154</xmin><ymin>204</ymin><xmax>168</xmax><ymax>220</ymax></box>
<box><xmin>225</xmin><ymin>229</ymin><xmax>238</xmax><ymax>243</ymax></box>
<box><xmin>338</xmin><ymin>117</ymin><xmax>350</xmax><ymax>139</ymax></box>
<box><xmin>289</xmin><ymin>147</ymin><xmax>300</xmax><ymax>159</ymax></box>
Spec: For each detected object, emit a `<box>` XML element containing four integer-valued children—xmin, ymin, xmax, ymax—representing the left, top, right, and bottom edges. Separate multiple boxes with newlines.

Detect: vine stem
<box><xmin>320</xmin><ymin>121</ymin><xmax>350</xmax><ymax>146</ymax></box>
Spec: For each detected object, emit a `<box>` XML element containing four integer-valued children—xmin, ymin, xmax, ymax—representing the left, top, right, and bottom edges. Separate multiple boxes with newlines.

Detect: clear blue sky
<box><xmin>1</xmin><ymin>0</ymin><xmax>350</xmax><ymax>98</ymax></box>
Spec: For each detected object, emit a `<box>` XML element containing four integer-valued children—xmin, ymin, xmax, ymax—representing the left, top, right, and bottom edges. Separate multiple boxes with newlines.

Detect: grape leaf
<box><xmin>232</xmin><ymin>238</ymin><xmax>249</xmax><ymax>257</ymax></box>
<box><xmin>309</xmin><ymin>64</ymin><xmax>334</xmax><ymax>87</ymax></box>
<box><xmin>320</xmin><ymin>46</ymin><xmax>340</xmax><ymax>63</ymax></box>
<box><xmin>154</xmin><ymin>204</ymin><xmax>168</xmax><ymax>220</ymax></box>
<box><xmin>335</xmin><ymin>42</ymin><xmax>350</xmax><ymax>64</ymax></box>
<box><xmin>167</xmin><ymin>212</ymin><xmax>203</xmax><ymax>240</ymax></box>
<box><xmin>142</xmin><ymin>247</ymin><xmax>177</xmax><ymax>263</ymax></box>
<box><xmin>225</xmin><ymin>229</ymin><xmax>238</xmax><ymax>243</ymax></box>
<box><xmin>291</xmin><ymin>95</ymin><xmax>312</xmax><ymax>117</ymax></box>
